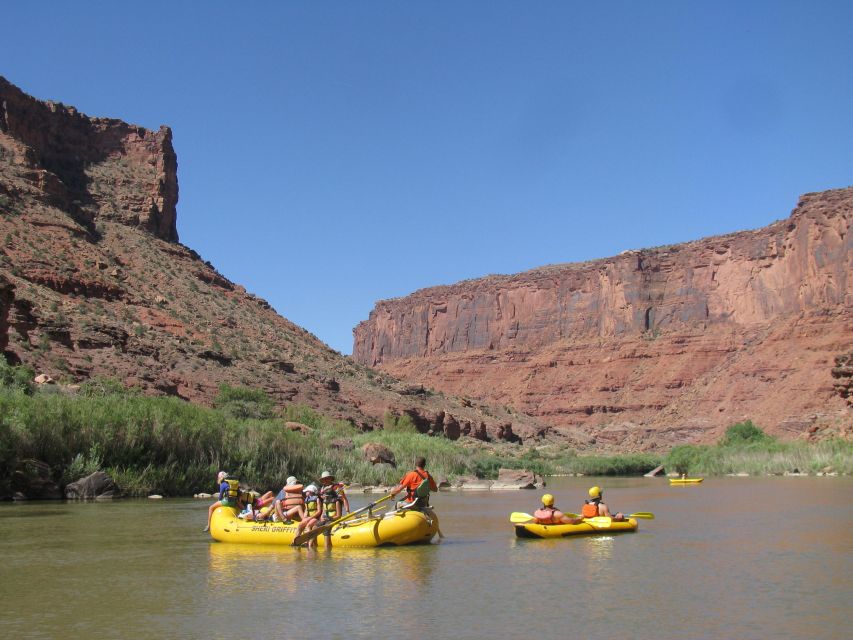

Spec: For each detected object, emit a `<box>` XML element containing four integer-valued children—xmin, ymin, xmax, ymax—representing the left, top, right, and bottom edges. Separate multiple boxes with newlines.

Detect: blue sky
<box><xmin>3</xmin><ymin>2</ymin><xmax>852</xmax><ymax>354</ymax></box>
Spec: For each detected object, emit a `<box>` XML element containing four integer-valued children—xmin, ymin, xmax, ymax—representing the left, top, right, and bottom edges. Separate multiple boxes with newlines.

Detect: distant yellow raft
<box><xmin>209</xmin><ymin>506</ymin><xmax>439</xmax><ymax>547</ymax></box>
<box><xmin>669</xmin><ymin>477</ymin><xmax>704</xmax><ymax>484</ymax></box>
<box><xmin>515</xmin><ymin>517</ymin><xmax>638</xmax><ymax>539</ymax></box>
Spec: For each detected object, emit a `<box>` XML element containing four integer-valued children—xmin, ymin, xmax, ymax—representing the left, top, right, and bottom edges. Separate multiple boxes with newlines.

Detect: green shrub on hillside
<box><xmin>382</xmin><ymin>411</ymin><xmax>418</xmax><ymax>434</ymax></box>
<box><xmin>214</xmin><ymin>384</ymin><xmax>276</xmax><ymax>420</ymax></box>
<box><xmin>0</xmin><ymin>359</ymin><xmax>34</xmax><ymax>394</ymax></box>
<box><xmin>719</xmin><ymin>420</ymin><xmax>773</xmax><ymax>447</ymax></box>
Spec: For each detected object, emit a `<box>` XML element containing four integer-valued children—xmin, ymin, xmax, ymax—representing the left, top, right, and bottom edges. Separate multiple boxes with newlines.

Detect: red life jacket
<box><xmin>582</xmin><ymin>502</ymin><xmax>600</xmax><ymax>518</ymax></box>
<box><xmin>534</xmin><ymin>507</ymin><xmax>560</xmax><ymax>524</ymax></box>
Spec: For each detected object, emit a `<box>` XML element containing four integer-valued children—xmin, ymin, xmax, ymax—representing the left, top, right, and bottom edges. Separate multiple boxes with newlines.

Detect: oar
<box><xmin>291</xmin><ymin>493</ymin><xmax>393</xmax><ymax>546</ymax></box>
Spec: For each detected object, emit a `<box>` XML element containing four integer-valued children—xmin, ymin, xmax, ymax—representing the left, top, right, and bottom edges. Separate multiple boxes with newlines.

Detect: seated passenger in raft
<box><xmin>533</xmin><ymin>493</ymin><xmax>583</xmax><ymax>525</ymax></box>
<box><xmin>274</xmin><ymin>476</ymin><xmax>306</xmax><ymax>523</ymax></box>
<box><xmin>294</xmin><ymin>484</ymin><xmax>322</xmax><ymax>546</ymax></box>
<box><xmin>204</xmin><ymin>471</ymin><xmax>241</xmax><ymax>532</ymax></box>
<box><xmin>582</xmin><ymin>486</ymin><xmax>624</xmax><ymax>521</ymax></box>
<box><xmin>388</xmin><ymin>456</ymin><xmax>437</xmax><ymax>511</ymax></box>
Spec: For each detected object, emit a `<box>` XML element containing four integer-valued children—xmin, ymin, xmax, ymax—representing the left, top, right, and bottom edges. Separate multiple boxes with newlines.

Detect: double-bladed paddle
<box><xmin>291</xmin><ymin>493</ymin><xmax>393</xmax><ymax>546</ymax></box>
<box><xmin>510</xmin><ymin>511</ymin><xmax>655</xmax><ymax>525</ymax></box>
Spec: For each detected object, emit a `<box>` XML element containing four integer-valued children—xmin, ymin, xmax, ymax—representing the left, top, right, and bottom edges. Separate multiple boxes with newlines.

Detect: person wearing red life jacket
<box><xmin>533</xmin><ymin>493</ymin><xmax>583</xmax><ymax>525</ymax></box>
<box><xmin>582</xmin><ymin>486</ymin><xmax>625</xmax><ymax>521</ymax></box>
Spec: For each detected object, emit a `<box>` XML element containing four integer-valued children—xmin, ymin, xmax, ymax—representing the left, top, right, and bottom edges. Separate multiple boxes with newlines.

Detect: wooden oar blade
<box><xmin>291</xmin><ymin>523</ymin><xmax>331</xmax><ymax>547</ymax></box>
<box><xmin>510</xmin><ymin>512</ymin><xmax>536</xmax><ymax>523</ymax></box>
<box><xmin>292</xmin><ymin>493</ymin><xmax>394</xmax><ymax>546</ymax></box>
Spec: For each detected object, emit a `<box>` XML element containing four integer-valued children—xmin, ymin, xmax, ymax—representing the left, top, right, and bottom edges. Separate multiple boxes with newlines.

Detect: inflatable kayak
<box><xmin>209</xmin><ymin>506</ymin><xmax>439</xmax><ymax>547</ymax></box>
<box><xmin>515</xmin><ymin>517</ymin><xmax>638</xmax><ymax>539</ymax></box>
<box><xmin>669</xmin><ymin>477</ymin><xmax>704</xmax><ymax>484</ymax></box>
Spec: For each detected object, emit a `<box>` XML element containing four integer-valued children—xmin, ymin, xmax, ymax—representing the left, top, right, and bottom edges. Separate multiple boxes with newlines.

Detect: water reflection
<box><xmin>584</xmin><ymin>535</ymin><xmax>615</xmax><ymax>561</ymax></box>
<box><xmin>2</xmin><ymin>478</ymin><xmax>851</xmax><ymax>640</ymax></box>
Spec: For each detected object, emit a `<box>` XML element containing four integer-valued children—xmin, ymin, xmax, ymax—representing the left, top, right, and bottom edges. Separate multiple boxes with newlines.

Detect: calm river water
<box><xmin>1</xmin><ymin>476</ymin><xmax>851</xmax><ymax>639</ymax></box>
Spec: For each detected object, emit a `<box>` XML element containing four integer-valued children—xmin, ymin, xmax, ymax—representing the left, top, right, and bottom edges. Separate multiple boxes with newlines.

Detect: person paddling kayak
<box><xmin>533</xmin><ymin>494</ymin><xmax>583</xmax><ymax>525</ymax></box>
<box><xmin>388</xmin><ymin>456</ymin><xmax>437</xmax><ymax>510</ymax></box>
<box><xmin>583</xmin><ymin>486</ymin><xmax>624</xmax><ymax>521</ymax></box>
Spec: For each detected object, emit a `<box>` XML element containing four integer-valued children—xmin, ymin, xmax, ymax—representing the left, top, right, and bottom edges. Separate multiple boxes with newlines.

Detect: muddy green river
<box><xmin>1</xmin><ymin>477</ymin><xmax>851</xmax><ymax>639</ymax></box>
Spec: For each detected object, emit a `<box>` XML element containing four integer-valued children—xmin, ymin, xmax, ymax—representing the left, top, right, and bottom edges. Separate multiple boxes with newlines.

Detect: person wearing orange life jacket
<box><xmin>274</xmin><ymin>476</ymin><xmax>306</xmax><ymax>523</ymax></box>
<box><xmin>388</xmin><ymin>456</ymin><xmax>437</xmax><ymax>510</ymax></box>
<box><xmin>533</xmin><ymin>494</ymin><xmax>583</xmax><ymax>525</ymax></box>
<box><xmin>582</xmin><ymin>486</ymin><xmax>624</xmax><ymax>521</ymax></box>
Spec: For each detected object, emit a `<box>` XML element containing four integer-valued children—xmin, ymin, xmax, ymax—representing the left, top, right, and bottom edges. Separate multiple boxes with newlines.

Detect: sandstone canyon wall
<box><xmin>0</xmin><ymin>76</ymin><xmax>178</xmax><ymax>242</ymax></box>
<box><xmin>0</xmin><ymin>76</ymin><xmax>542</xmax><ymax>444</ymax></box>
<box><xmin>354</xmin><ymin>188</ymin><xmax>852</xmax><ymax>448</ymax></box>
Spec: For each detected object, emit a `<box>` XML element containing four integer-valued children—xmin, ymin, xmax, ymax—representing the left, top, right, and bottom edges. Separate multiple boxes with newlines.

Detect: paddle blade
<box><xmin>510</xmin><ymin>512</ymin><xmax>536</xmax><ymax>523</ymax></box>
<box><xmin>627</xmin><ymin>512</ymin><xmax>655</xmax><ymax>520</ymax></box>
<box><xmin>584</xmin><ymin>517</ymin><xmax>612</xmax><ymax>528</ymax></box>
<box><xmin>291</xmin><ymin>523</ymin><xmax>330</xmax><ymax>547</ymax></box>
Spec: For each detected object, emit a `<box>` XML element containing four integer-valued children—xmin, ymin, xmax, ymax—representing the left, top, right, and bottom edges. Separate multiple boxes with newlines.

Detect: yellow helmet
<box><xmin>541</xmin><ymin>493</ymin><xmax>554</xmax><ymax>506</ymax></box>
<box><xmin>588</xmin><ymin>486</ymin><xmax>602</xmax><ymax>499</ymax></box>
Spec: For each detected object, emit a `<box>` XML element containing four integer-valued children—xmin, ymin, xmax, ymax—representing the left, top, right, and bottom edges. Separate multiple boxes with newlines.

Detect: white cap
<box><xmin>305</xmin><ymin>484</ymin><xmax>318</xmax><ymax>493</ymax></box>
<box><xmin>286</xmin><ymin>476</ymin><xmax>297</xmax><ymax>486</ymax></box>
<box><xmin>321</xmin><ymin>471</ymin><xmax>333</xmax><ymax>479</ymax></box>
<box><xmin>217</xmin><ymin>471</ymin><xmax>227</xmax><ymax>482</ymax></box>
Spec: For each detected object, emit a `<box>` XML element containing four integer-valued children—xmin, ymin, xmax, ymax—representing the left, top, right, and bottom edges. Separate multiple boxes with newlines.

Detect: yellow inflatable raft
<box><xmin>669</xmin><ymin>477</ymin><xmax>704</xmax><ymax>484</ymax></box>
<box><xmin>209</xmin><ymin>506</ymin><xmax>439</xmax><ymax>547</ymax></box>
<box><xmin>515</xmin><ymin>517</ymin><xmax>638</xmax><ymax>539</ymax></box>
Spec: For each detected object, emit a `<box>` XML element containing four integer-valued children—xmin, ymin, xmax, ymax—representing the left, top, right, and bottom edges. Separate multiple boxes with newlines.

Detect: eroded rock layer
<box><xmin>354</xmin><ymin>188</ymin><xmax>853</xmax><ymax>447</ymax></box>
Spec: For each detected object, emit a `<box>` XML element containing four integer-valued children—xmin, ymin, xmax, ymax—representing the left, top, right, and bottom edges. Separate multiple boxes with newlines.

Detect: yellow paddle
<box><xmin>564</xmin><ymin>511</ymin><xmax>655</xmax><ymax>520</ymax></box>
<box><xmin>512</xmin><ymin>511</ymin><xmax>654</xmax><ymax>524</ymax></box>
<box><xmin>510</xmin><ymin>512</ymin><xmax>537</xmax><ymax>523</ymax></box>
<box><xmin>291</xmin><ymin>493</ymin><xmax>393</xmax><ymax>546</ymax></box>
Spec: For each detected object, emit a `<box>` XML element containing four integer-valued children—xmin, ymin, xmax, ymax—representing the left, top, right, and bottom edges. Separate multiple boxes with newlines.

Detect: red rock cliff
<box><xmin>0</xmin><ymin>77</ymin><xmax>178</xmax><ymax>242</ymax></box>
<box><xmin>0</xmin><ymin>77</ymin><xmax>544</xmax><ymax>445</ymax></box>
<box><xmin>354</xmin><ymin>188</ymin><xmax>852</xmax><ymax>447</ymax></box>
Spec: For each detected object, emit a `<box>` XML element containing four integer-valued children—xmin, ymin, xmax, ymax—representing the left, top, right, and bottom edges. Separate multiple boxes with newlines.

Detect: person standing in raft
<box><xmin>204</xmin><ymin>471</ymin><xmax>238</xmax><ymax>532</ymax></box>
<box><xmin>533</xmin><ymin>493</ymin><xmax>583</xmax><ymax>525</ymax></box>
<box><xmin>388</xmin><ymin>456</ymin><xmax>437</xmax><ymax>510</ymax></box>
<box><xmin>583</xmin><ymin>486</ymin><xmax>624</xmax><ymax>521</ymax></box>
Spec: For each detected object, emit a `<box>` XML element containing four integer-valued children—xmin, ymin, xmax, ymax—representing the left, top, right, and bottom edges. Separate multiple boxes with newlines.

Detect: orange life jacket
<box><xmin>534</xmin><ymin>507</ymin><xmax>560</xmax><ymax>524</ymax></box>
<box><xmin>283</xmin><ymin>484</ymin><xmax>304</xmax><ymax>508</ymax></box>
<box><xmin>582</xmin><ymin>502</ymin><xmax>600</xmax><ymax>518</ymax></box>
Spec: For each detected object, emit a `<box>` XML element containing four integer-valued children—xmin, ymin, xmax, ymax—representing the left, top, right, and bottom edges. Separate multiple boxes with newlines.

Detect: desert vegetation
<box><xmin>1</xmin><ymin>362</ymin><xmax>849</xmax><ymax>498</ymax></box>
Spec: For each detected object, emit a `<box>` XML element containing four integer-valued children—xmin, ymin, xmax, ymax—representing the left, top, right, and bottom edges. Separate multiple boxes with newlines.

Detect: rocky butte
<box><xmin>354</xmin><ymin>188</ymin><xmax>852</xmax><ymax>449</ymax></box>
<box><xmin>0</xmin><ymin>76</ymin><xmax>547</xmax><ymax>444</ymax></box>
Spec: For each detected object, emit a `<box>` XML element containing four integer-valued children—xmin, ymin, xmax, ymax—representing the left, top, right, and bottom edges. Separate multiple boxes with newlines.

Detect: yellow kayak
<box><xmin>515</xmin><ymin>517</ymin><xmax>638</xmax><ymax>539</ymax></box>
<box><xmin>209</xmin><ymin>506</ymin><xmax>439</xmax><ymax>547</ymax></box>
<box><xmin>669</xmin><ymin>477</ymin><xmax>704</xmax><ymax>484</ymax></box>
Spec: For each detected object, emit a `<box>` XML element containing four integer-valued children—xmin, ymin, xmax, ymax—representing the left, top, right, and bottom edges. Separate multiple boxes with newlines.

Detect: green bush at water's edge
<box><xmin>664</xmin><ymin>421</ymin><xmax>853</xmax><ymax>475</ymax></box>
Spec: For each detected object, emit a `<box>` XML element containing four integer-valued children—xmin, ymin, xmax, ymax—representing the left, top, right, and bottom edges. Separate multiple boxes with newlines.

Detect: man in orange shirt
<box><xmin>388</xmin><ymin>456</ymin><xmax>438</xmax><ymax>510</ymax></box>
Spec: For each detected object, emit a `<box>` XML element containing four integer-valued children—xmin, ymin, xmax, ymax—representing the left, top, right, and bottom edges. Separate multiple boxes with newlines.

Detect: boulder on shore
<box><xmin>494</xmin><ymin>468</ymin><xmax>543</xmax><ymax>489</ymax></box>
<box><xmin>11</xmin><ymin>459</ymin><xmax>62</xmax><ymax>500</ymax></box>
<box><xmin>64</xmin><ymin>471</ymin><xmax>121</xmax><ymax>500</ymax></box>
<box><xmin>361</xmin><ymin>443</ymin><xmax>396</xmax><ymax>467</ymax></box>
